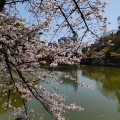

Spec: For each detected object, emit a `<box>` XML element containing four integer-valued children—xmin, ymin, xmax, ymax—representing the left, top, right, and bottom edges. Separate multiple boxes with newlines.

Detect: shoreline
<box><xmin>80</xmin><ymin>62</ymin><xmax>120</xmax><ymax>68</ymax></box>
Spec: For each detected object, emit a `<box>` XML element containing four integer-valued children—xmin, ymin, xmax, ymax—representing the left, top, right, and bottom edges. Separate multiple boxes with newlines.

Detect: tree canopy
<box><xmin>0</xmin><ymin>0</ymin><xmax>108</xmax><ymax>120</ymax></box>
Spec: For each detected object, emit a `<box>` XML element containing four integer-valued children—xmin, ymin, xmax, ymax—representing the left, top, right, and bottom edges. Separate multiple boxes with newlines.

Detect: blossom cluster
<box><xmin>0</xmin><ymin>0</ymin><xmax>108</xmax><ymax>119</ymax></box>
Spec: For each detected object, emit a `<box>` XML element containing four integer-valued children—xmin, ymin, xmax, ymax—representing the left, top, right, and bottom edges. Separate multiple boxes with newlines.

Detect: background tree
<box><xmin>117</xmin><ymin>16</ymin><xmax>120</xmax><ymax>30</ymax></box>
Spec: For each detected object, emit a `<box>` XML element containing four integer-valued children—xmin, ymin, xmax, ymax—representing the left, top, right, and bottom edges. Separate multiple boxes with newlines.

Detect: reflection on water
<box><xmin>0</xmin><ymin>65</ymin><xmax>120</xmax><ymax>120</ymax></box>
<box><xmin>80</xmin><ymin>65</ymin><xmax>120</xmax><ymax>112</ymax></box>
<box><xmin>56</xmin><ymin>66</ymin><xmax>79</xmax><ymax>92</ymax></box>
<box><xmin>0</xmin><ymin>90</ymin><xmax>23</xmax><ymax>115</ymax></box>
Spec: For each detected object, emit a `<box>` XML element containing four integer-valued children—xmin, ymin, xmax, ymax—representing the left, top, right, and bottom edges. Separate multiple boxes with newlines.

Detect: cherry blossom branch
<box><xmin>6</xmin><ymin>0</ymin><xmax>28</xmax><ymax>4</ymax></box>
<box><xmin>2</xmin><ymin>46</ymin><xmax>27</xmax><ymax>116</ymax></box>
<box><xmin>55</xmin><ymin>0</ymin><xmax>76</xmax><ymax>35</ymax></box>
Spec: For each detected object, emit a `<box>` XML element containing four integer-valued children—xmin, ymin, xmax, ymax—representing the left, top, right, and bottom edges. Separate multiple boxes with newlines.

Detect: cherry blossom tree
<box><xmin>0</xmin><ymin>0</ymin><xmax>108</xmax><ymax>120</ymax></box>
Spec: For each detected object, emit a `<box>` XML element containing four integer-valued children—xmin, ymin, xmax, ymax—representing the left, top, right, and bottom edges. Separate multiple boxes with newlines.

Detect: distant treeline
<box><xmin>81</xmin><ymin>29</ymin><xmax>120</xmax><ymax>67</ymax></box>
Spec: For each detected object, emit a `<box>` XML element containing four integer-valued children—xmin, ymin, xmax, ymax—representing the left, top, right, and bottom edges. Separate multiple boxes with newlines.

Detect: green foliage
<box><xmin>15</xmin><ymin>22</ymin><xmax>24</xmax><ymax>28</ymax></box>
<box><xmin>82</xmin><ymin>26</ymin><xmax>120</xmax><ymax>64</ymax></box>
<box><xmin>91</xmin><ymin>59</ymin><xmax>104</xmax><ymax>65</ymax></box>
<box><xmin>82</xmin><ymin>47</ymin><xmax>89</xmax><ymax>54</ymax></box>
<box><xmin>86</xmin><ymin>50</ymin><xmax>94</xmax><ymax>57</ymax></box>
<box><xmin>110</xmin><ymin>52</ymin><xmax>120</xmax><ymax>57</ymax></box>
<box><xmin>102</xmin><ymin>47</ymin><xmax>109</xmax><ymax>53</ymax></box>
<box><xmin>117</xmin><ymin>48</ymin><xmax>120</xmax><ymax>53</ymax></box>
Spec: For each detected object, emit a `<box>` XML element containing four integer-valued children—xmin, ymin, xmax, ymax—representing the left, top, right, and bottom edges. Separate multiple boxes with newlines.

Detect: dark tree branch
<box><xmin>6</xmin><ymin>0</ymin><xmax>27</xmax><ymax>4</ymax></box>
<box><xmin>72</xmin><ymin>0</ymin><xmax>100</xmax><ymax>39</ymax></box>
<box><xmin>2</xmin><ymin>44</ymin><xmax>28</xmax><ymax>117</ymax></box>
<box><xmin>0</xmin><ymin>0</ymin><xmax>6</xmax><ymax>12</ymax></box>
<box><xmin>72</xmin><ymin>0</ymin><xmax>89</xmax><ymax>30</ymax></box>
<box><xmin>54</xmin><ymin>0</ymin><xmax>76</xmax><ymax>35</ymax></box>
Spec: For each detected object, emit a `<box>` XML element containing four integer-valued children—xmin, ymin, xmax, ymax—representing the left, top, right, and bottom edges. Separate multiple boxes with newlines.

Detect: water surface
<box><xmin>0</xmin><ymin>65</ymin><xmax>120</xmax><ymax>120</ymax></box>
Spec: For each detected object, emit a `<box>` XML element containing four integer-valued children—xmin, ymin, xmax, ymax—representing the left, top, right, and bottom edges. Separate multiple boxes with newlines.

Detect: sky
<box><xmin>16</xmin><ymin>0</ymin><xmax>120</xmax><ymax>42</ymax></box>
<box><xmin>104</xmin><ymin>0</ymin><xmax>120</xmax><ymax>31</ymax></box>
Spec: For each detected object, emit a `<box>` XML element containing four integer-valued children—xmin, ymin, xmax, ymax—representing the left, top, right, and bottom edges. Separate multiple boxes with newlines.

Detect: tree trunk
<box><xmin>0</xmin><ymin>0</ymin><xmax>6</xmax><ymax>12</ymax></box>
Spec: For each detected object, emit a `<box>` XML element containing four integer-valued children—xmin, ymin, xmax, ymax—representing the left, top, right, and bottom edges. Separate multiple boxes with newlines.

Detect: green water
<box><xmin>0</xmin><ymin>65</ymin><xmax>120</xmax><ymax>120</ymax></box>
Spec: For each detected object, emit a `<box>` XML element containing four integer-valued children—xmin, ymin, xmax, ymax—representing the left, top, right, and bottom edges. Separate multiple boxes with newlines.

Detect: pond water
<box><xmin>0</xmin><ymin>65</ymin><xmax>120</xmax><ymax>120</ymax></box>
